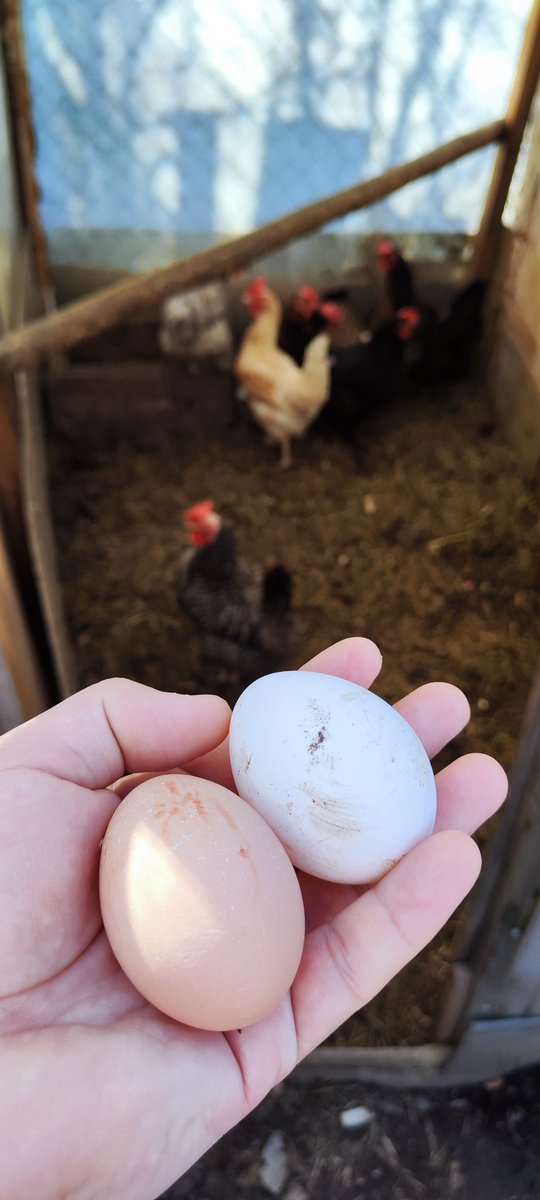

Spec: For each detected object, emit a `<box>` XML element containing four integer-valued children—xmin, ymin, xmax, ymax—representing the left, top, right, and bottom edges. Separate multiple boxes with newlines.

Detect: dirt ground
<box><xmin>46</xmin><ymin>365</ymin><xmax>540</xmax><ymax>1047</ymax></box>
<box><xmin>157</xmin><ymin>1068</ymin><xmax>540</xmax><ymax>1200</ymax></box>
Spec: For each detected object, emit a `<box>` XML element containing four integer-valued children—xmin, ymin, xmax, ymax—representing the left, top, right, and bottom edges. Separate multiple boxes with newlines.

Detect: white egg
<box><xmin>229</xmin><ymin>671</ymin><xmax>437</xmax><ymax>884</ymax></box>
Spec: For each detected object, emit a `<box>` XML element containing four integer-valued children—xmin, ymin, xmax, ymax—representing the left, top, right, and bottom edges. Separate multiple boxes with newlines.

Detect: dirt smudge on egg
<box><xmin>237</xmin><ymin>744</ymin><xmax>253</xmax><ymax>774</ymax></box>
<box><xmin>373</xmin><ymin>856</ymin><xmax>400</xmax><ymax>880</ymax></box>
<box><xmin>308</xmin><ymin>726</ymin><xmax>327</xmax><ymax>755</ymax></box>
<box><xmin>298</xmin><ymin>782</ymin><xmax>367</xmax><ymax>838</ymax></box>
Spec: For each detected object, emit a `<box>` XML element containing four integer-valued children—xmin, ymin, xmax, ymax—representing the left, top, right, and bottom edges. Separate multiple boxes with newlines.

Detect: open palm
<box><xmin>0</xmin><ymin>638</ymin><xmax>507</xmax><ymax>1200</ymax></box>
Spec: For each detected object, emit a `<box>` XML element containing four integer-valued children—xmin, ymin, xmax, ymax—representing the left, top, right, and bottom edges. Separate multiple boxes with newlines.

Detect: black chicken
<box><xmin>407</xmin><ymin>280</ymin><xmax>487</xmax><ymax>385</ymax></box>
<box><xmin>177</xmin><ymin>500</ymin><xmax>304</xmax><ymax>689</ymax></box>
<box><xmin>375</xmin><ymin>241</ymin><xmax>416</xmax><ymax>314</ymax></box>
<box><xmin>318</xmin><ymin>307</ymin><xmax>421</xmax><ymax>432</ymax></box>
<box><xmin>278</xmin><ymin>285</ymin><xmax>344</xmax><ymax>365</ymax></box>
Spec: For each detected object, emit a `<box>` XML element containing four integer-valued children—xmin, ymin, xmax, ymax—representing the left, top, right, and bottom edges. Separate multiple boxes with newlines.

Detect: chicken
<box><xmin>370</xmin><ymin>241</ymin><xmax>442</xmax><ymax>375</ymax></box>
<box><xmin>318</xmin><ymin>288</ymin><xmax>370</xmax><ymax>347</ymax></box>
<box><xmin>315</xmin><ymin>307</ymin><xmax>420</xmax><ymax>448</ymax></box>
<box><xmin>159</xmin><ymin>282</ymin><xmax>233</xmax><ymax>372</ymax></box>
<box><xmin>177</xmin><ymin>500</ymin><xmax>304</xmax><ymax>688</ymax></box>
<box><xmin>375</xmin><ymin>240</ymin><xmax>417</xmax><ymax>318</ymax></box>
<box><xmin>278</xmin><ymin>284</ymin><xmax>344</xmax><ymax>365</ymax></box>
<box><xmin>234</xmin><ymin>277</ymin><xmax>332</xmax><ymax>467</ymax></box>
<box><xmin>407</xmin><ymin>280</ymin><xmax>487</xmax><ymax>386</ymax></box>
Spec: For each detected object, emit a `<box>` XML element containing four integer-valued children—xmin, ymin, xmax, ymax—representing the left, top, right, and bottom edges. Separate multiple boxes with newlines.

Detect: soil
<box><xmin>157</xmin><ymin>1068</ymin><xmax>540</xmax><ymax>1200</ymax></box>
<box><xmin>45</xmin><ymin>364</ymin><xmax>540</xmax><ymax>1048</ymax></box>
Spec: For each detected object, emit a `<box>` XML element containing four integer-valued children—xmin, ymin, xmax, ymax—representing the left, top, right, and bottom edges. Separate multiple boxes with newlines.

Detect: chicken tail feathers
<box><xmin>448</xmin><ymin>279</ymin><xmax>487</xmax><ymax>321</ymax></box>
<box><xmin>262</xmin><ymin>564</ymin><xmax>293</xmax><ymax>614</ymax></box>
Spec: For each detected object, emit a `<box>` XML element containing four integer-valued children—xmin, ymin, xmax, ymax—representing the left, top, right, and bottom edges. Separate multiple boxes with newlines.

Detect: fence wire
<box><xmin>21</xmin><ymin>0</ymin><xmax>531</xmax><ymax>269</ymax></box>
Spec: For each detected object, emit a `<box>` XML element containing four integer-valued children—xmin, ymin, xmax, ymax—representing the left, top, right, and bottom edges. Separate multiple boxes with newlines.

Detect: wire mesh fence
<box><xmin>20</xmin><ymin>0</ymin><xmax>531</xmax><ymax>270</ymax></box>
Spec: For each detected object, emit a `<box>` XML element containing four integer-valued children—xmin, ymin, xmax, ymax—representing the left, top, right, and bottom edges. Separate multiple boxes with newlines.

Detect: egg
<box><xmin>99</xmin><ymin>774</ymin><xmax>305</xmax><ymax>1030</ymax></box>
<box><xmin>229</xmin><ymin>671</ymin><xmax>437</xmax><ymax>884</ymax></box>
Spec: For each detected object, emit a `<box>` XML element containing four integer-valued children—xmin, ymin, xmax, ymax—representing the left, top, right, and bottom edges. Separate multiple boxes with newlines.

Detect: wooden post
<box><xmin>0</xmin><ymin>376</ymin><xmax>58</xmax><ymax>710</ymax></box>
<box><xmin>0</xmin><ymin>0</ymin><xmax>52</xmax><ymax>307</ymax></box>
<box><xmin>0</xmin><ymin>513</ymin><xmax>50</xmax><ymax>719</ymax></box>
<box><xmin>0</xmin><ymin>354</ymin><xmax>39</xmax><ymax>584</ymax></box>
<box><xmin>0</xmin><ymin>380</ymin><xmax>24</xmax><ymax>554</ymax></box>
<box><xmin>469</xmin><ymin>0</ymin><xmax>540</xmax><ymax>280</ymax></box>
<box><xmin>436</xmin><ymin>662</ymin><xmax>540</xmax><ymax>1042</ymax></box>
<box><xmin>0</xmin><ymin>119</ymin><xmax>505</xmax><ymax>373</ymax></box>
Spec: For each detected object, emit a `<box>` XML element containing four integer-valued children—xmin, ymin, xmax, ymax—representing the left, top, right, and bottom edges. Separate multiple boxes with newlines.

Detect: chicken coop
<box><xmin>1</xmin><ymin>0</ymin><xmax>540</xmax><ymax>1088</ymax></box>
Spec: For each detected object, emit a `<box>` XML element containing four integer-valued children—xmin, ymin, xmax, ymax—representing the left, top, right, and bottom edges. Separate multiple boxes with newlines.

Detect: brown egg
<box><xmin>99</xmin><ymin>774</ymin><xmax>305</xmax><ymax>1030</ymax></box>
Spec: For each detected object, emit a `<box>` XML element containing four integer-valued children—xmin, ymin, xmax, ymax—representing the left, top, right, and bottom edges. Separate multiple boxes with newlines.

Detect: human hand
<box><xmin>0</xmin><ymin>639</ymin><xmax>507</xmax><ymax>1200</ymax></box>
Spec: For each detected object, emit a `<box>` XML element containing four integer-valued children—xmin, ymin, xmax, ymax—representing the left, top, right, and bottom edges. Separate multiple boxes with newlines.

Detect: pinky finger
<box><xmin>292</xmin><ymin>830</ymin><xmax>481</xmax><ymax>1060</ymax></box>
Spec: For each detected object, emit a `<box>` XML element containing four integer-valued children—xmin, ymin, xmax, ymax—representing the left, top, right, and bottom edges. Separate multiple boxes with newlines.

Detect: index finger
<box><xmin>0</xmin><ymin>679</ymin><xmax>231</xmax><ymax>789</ymax></box>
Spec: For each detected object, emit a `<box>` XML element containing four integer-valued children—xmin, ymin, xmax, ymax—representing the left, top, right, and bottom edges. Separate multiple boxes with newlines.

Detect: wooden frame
<box><xmin>0</xmin><ymin>510</ymin><xmax>50</xmax><ymax>719</ymax></box>
<box><xmin>0</xmin><ymin>0</ymin><xmax>51</xmax><ymax>305</ymax></box>
<box><xmin>0</xmin><ymin>119</ymin><xmax>505</xmax><ymax>373</ymax></box>
<box><xmin>0</xmin><ymin>27</ymin><xmax>57</xmax><ymax>718</ymax></box>
<box><xmin>469</xmin><ymin>0</ymin><xmax>540</xmax><ymax>279</ymax></box>
<box><xmin>15</xmin><ymin>366</ymin><xmax>79</xmax><ymax>699</ymax></box>
<box><xmin>298</xmin><ymin>1018</ymin><xmax>540</xmax><ymax>1088</ymax></box>
<box><xmin>449</xmin><ymin>667</ymin><xmax>540</xmax><ymax>1024</ymax></box>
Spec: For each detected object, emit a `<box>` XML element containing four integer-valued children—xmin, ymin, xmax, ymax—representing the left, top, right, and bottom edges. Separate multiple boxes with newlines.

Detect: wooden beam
<box><xmin>454</xmin><ymin>664</ymin><xmax>540</xmax><ymax>1022</ymax></box>
<box><xmin>0</xmin><ymin>362</ymin><xmax>46</xmax><ymax>596</ymax></box>
<box><xmin>0</xmin><ymin>379</ymin><xmax>24</xmax><ymax>553</ymax></box>
<box><xmin>16</xmin><ymin>369</ymin><xmax>79</xmax><ymax>698</ymax></box>
<box><xmin>469</xmin><ymin>0</ymin><xmax>540</xmax><ymax>279</ymax></box>
<box><xmin>0</xmin><ymin>513</ymin><xmax>50</xmax><ymax>719</ymax></box>
<box><xmin>0</xmin><ymin>119</ymin><xmax>506</xmax><ymax>374</ymax></box>
<box><xmin>297</xmin><ymin>1018</ymin><xmax>540</xmax><ymax>1087</ymax></box>
<box><xmin>0</xmin><ymin>378</ymin><xmax>58</xmax><ymax>710</ymax></box>
<box><xmin>0</xmin><ymin>0</ymin><xmax>52</xmax><ymax>306</ymax></box>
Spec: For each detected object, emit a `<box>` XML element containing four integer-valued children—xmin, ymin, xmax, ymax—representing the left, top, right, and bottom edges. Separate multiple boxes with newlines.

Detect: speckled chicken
<box><xmin>177</xmin><ymin>500</ymin><xmax>305</xmax><ymax>684</ymax></box>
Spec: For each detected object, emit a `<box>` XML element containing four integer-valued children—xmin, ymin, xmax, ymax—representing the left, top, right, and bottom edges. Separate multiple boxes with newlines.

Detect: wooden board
<box><xmin>297</xmin><ymin>1017</ymin><xmax>540</xmax><ymax>1086</ymax></box>
<box><xmin>0</xmin><ymin>509</ymin><xmax>49</xmax><ymax>718</ymax></box>
<box><xmin>16</xmin><ymin>368</ymin><xmax>79</xmax><ymax>698</ymax></box>
<box><xmin>470</xmin><ymin>0</ymin><xmax>540</xmax><ymax>278</ymax></box>
<box><xmin>442</xmin><ymin>663</ymin><xmax>540</xmax><ymax>1030</ymax></box>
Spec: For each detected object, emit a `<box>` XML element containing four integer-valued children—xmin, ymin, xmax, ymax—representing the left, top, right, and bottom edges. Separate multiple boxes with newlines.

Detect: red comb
<box><xmin>396</xmin><ymin>306</ymin><xmax>420</xmax><ymax>337</ymax></box>
<box><xmin>319</xmin><ymin>301</ymin><xmax>344</xmax><ymax>325</ymax></box>
<box><xmin>184</xmin><ymin>499</ymin><xmax>214</xmax><ymax>525</ymax></box>
<box><xmin>297</xmin><ymin>284</ymin><xmax>320</xmax><ymax>305</ymax></box>
<box><xmin>246</xmin><ymin>276</ymin><xmax>268</xmax><ymax>297</ymax></box>
<box><xmin>377</xmin><ymin>240</ymin><xmax>395</xmax><ymax>257</ymax></box>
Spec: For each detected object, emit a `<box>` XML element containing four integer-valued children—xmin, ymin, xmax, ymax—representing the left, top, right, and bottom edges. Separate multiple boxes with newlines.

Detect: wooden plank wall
<box><xmin>0</xmin><ymin>38</ymin><xmax>56</xmax><ymax>723</ymax></box>
<box><xmin>489</xmin><ymin>89</ymin><xmax>540</xmax><ymax>477</ymax></box>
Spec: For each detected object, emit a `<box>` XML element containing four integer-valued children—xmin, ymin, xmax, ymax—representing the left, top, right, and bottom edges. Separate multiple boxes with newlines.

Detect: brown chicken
<box><xmin>177</xmin><ymin>500</ymin><xmax>305</xmax><ymax>692</ymax></box>
<box><xmin>234</xmin><ymin>277</ymin><xmax>331</xmax><ymax>467</ymax></box>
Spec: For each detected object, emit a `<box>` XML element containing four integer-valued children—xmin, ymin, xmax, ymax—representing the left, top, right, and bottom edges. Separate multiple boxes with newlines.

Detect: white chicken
<box><xmin>234</xmin><ymin>277</ymin><xmax>331</xmax><ymax>467</ymax></box>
